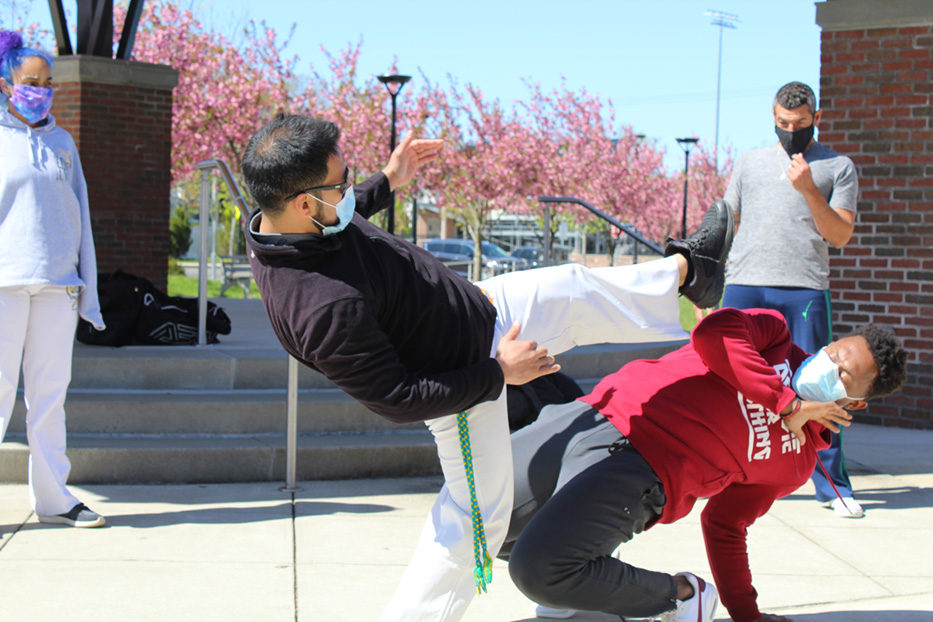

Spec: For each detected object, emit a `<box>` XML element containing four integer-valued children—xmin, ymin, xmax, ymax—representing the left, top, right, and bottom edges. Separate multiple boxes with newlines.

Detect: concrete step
<box><xmin>3</xmin><ymin>380</ymin><xmax>609</xmax><ymax>484</ymax></box>
<box><xmin>10</xmin><ymin>375</ymin><xmax>608</xmax><ymax>436</ymax></box>
<box><xmin>69</xmin><ymin>339</ymin><xmax>685</xmax><ymax>391</ymax></box>
<box><xmin>9</xmin><ymin>389</ymin><xmax>425</xmax><ymax>436</ymax></box>
<box><xmin>70</xmin><ymin>344</ymin><xmax>338</xmax><ymax>390</ymax></box>
<box><xmin>5</xmin><ymin>295</ymin><xmax>687</xmax><ymax>485</ymax></box>
<box><xmin>0</xmin><ymin>432</ymin><xmax>441</xmax><ymax>484</ymax></box>
<box><xmin>2</xmin><ymin>379</ymin><xmax>604</xmax><ymax>484</ymax></box>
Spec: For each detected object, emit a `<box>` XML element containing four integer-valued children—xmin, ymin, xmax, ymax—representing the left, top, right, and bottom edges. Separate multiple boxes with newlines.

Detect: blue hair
<box><xmin>0</xmin><ymin>30</ymin><xmax>53</xmax><ymax>85</ymax></box>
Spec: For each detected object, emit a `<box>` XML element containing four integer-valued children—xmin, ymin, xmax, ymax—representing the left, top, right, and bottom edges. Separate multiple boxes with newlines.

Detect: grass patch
<box><xmin>679</xmin><ymin>296</ymin><xmax>699</xmax><ymax>333</ymax></box>
<box><xmin>678</xmin><ymin>296</ymin><xmax>725</xmax><ymax>334</ymax></box>
<box><xmin>167</xmin><ymin>274</ymin><xmax>261</xmax><ymax>299</ymax></box>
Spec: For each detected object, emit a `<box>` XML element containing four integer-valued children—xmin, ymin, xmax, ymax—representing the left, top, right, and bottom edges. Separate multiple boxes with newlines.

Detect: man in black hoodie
<box><xmin>242</xmin><ymin>113</ymin><xmax>734</xmax><ymax>622</ymax></box>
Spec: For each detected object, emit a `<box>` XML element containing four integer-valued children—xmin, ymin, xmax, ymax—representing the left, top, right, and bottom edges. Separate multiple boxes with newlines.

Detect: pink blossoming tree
<box><xmin>96</xmin><ymin>0</ymin><xmax>730</xmax><ymax>271</ymax></box>
<box><xmin>113</xmin><ymin>0</ymin><xmax>295</xmax><ymax>181</ymax></box>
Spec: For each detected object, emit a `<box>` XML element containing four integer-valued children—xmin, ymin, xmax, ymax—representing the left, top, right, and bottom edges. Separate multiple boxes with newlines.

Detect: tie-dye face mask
<box><xmin>8</xmin><ymin>84</ymin><xmax>53</xmax><ymax>124</ymax></box>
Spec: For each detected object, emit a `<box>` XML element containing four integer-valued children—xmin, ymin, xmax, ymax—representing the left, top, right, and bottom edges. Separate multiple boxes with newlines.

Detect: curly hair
<box><xmin>0</xmin><ymin>29</ymin><xmax>53</xmax><ymax>86</ymax></box>
<box><xmin>773</xmin><ymin>81</ymin><xmax>817</xmax><ymax>115</ymax></box>
<box><xmin>849</xmin><ymin>324</ymin><xmax>908</xmax><ymax>399</ymax></box>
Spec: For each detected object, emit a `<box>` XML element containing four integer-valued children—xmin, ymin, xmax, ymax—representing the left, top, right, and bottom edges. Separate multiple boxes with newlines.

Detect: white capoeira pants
<box><xmin>379</xmin><ymin>258</ymin><xmax>687</xmax><ymax>622</ymax></box>
<box><xmin>0</xmin><ymin>284</ymin><xmax>81</xmax><ymax>517</ymax></box>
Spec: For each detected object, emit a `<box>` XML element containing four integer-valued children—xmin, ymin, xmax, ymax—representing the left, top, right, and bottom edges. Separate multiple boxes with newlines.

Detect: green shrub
<box><xmin>169</xmin><ymin>205</ymin><xmax>194</xmax><ymax>258</ymax></box>
<box><xmin>168</xmin><ymin>255</ymin><xmax>185</xmax><ymax>276</ymax></box>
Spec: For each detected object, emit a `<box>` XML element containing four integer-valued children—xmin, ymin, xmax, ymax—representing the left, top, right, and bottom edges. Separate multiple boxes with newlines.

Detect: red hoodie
<box><xmin>581</xmin><ymin>307</ymin><xmax>831</xmax><ymax>622</ymax></box>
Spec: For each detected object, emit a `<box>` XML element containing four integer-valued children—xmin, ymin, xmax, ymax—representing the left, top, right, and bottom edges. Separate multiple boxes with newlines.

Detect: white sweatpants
<box><xmin>379</xmin><ymin>258</ymin><xmax>687</xmax><ymax>622</ymax></box>
<box><xmin>0</xmin><ymin>284</ymin><xmax>81</xmax><ymax>517</ymax></box>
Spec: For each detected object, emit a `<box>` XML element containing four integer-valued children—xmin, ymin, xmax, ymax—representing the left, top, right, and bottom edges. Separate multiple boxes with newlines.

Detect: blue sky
<box><xmin>16</xmin><ymin>0</ymin><xmax>824</xmax><ymax>170</ymax></box>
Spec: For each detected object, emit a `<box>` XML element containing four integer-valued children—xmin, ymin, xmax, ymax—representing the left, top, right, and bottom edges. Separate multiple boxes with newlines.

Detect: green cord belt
<box><xmin>456</xmin><ymin>410</ymin><xmax>493</xmax><ymax>594</ymax></box>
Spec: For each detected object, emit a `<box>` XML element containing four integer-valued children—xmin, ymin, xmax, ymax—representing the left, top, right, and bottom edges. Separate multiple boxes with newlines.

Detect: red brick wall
<box><xmin>819</xmin><ymin>25</ymin><xmax>933</xmax><ymax>428</ymax></box>
<box><xmin>52</xmin><ymin>76</ymin><xmax>174</xmax><ymax>291</ymax></box>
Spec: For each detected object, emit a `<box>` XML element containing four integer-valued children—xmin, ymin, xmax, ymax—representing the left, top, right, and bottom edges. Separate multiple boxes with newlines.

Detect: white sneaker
<box><xmin>828</xmin><ymin>497</ymin><xmax>864</xmax><ymax>518</ymax></box>
<box><xmin>532</xmin><ymin>603</ymin><xmax>576</xmax><ymax>619</ymax></box>
<box><xmin>657</xmin><ymin>572</ymin><xmax>719</xmax><ymax>622</ymax></box>
<box><xmin>38</xmin><ymin>502</ymin><xmax>106</xmax><ymax>528</ymax></box>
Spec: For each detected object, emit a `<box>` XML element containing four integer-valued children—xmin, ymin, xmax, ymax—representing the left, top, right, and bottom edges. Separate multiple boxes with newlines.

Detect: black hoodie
<box><xmin>246</xmin><ymin>173</ymin><xmax>503</xmax><ymax>423</ymax></box>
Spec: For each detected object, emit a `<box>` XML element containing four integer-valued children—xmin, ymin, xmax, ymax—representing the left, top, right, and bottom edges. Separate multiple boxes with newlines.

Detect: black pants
<box><xmin>502</xmin><ymin>401</ymin><xmax>678</xmax><ymax>618</ymax></box>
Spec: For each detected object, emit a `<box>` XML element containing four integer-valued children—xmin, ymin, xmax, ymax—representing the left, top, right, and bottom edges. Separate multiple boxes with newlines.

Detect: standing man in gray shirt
<box><xmin>722</xmin><ymin>81</ymin><xmax>863</xmax><ymax>518</ymax></box>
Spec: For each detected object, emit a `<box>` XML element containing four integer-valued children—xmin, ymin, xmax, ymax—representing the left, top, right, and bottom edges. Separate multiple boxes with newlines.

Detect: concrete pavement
<box><xmin>1</xmin><ymin>422</ymin><xmax>931</xmax><ymax>621</ymax></box>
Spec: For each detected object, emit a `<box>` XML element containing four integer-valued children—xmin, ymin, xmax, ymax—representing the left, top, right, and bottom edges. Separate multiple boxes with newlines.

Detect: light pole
<box><xmin>705</xmin><ymin>10</ymin><xmax>739</xmax><ymax>168</ymax></box>
<box><xmin>676</xmin><ymin>137</ymin><xmax>699</xmax><ymax>239</ymax></box>
<box><xmin>377</xmin><ymin>73</ymin><xmax>411</xmax><ymax>236</ymax></box>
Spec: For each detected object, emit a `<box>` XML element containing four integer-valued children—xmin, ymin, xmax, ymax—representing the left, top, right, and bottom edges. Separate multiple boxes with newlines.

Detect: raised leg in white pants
<box><xmin>379</xmin><ymin>258</ymin><xmax>686</xmax><ymax>622</ymax></box>
<box><xmin>479</xmin><ymin>258</ymin><xmax>686</xmax><ymax>354</ymax></box>
<box><xmin>0</xmin><ymin>285</ymin><xmax>80</xmax><ymax>517</ymax></box>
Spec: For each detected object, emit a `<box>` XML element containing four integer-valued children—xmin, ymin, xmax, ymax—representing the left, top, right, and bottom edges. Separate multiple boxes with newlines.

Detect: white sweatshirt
<box><xmin>0</xmin><ymin>108</ymin><xmax>104</xmax><ymax>329</ymax></box>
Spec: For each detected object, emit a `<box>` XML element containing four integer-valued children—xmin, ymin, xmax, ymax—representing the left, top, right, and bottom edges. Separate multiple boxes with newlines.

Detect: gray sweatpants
<box><xmin>502</xmin><ymin>400</ymin><xmax>679</xmax><ymax>619</ymax></box>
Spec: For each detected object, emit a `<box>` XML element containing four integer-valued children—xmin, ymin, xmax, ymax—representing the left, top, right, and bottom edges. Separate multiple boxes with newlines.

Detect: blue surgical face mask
<box><xmin>308</xmin><ymin>185</ymin><xmax>355</xmax><ymax>236</ymax></box>
<box><xmin>792</xmin><ymin>348</ymin><xmax>865</xmax><ymax>403</ymax></box>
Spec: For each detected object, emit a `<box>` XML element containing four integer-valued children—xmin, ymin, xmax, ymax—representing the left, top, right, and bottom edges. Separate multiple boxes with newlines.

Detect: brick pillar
<box><xmin>817</xmin><ymin>0</ymin><xmax>933</xmax><ymax>428</ymax></box>
<box><xmin>51</xmin><ymin>56</ymin><xmax>178</xmax><ymax>291</ymax></box>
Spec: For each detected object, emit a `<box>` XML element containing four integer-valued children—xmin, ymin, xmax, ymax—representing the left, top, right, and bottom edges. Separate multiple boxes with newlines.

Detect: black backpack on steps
<box><xmin>76</xmin><ymin>270</ymin><xmax>231</xmax><ymax>346</ymax></box>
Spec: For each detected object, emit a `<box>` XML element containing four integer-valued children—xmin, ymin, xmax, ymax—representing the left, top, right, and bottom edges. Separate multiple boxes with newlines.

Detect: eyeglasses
<box><xmin>285</xmin><ymin>167</ymin><xmax>351</xmax><ymax>201</ymax></box>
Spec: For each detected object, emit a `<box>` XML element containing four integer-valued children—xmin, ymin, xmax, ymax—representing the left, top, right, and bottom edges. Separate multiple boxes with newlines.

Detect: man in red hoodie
<box><xmin>502</xmin><ymin>307</ymin><xmax>907</xmax><ymax>622</ymax></box>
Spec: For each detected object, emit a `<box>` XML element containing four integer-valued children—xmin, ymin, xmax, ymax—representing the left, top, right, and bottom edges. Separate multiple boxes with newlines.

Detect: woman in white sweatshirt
<box><xmin>0</xmin><ymin>30</ymin><xmax>106</xmax><ymax>527</ymax></box>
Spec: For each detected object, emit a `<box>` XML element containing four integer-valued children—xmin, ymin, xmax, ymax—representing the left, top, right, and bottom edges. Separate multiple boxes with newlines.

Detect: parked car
<box><xmin>510</xmin><ymin>245</ymin><xmax>572</xmax><ymax>268</ymax></box>
<box><xmin>422</xmin><ymin>238</ymin><xmax>528</xmax><ymax>279</ymax></box>
<box><xmin>421</xmin><ymin>244</ymin><xmax>471</xmax><ymax>278</ymax></box>
<box><xmin>510</xmin><ymin>246</ymin><xmax>543</xmax><ymax>268</ymax></box>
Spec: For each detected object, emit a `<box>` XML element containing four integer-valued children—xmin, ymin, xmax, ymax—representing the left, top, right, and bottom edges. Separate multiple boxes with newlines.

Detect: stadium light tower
<box><xmin>705</xmin><ymin>9</ymin><xmax>739</xmax><ymax>168</ymax></box>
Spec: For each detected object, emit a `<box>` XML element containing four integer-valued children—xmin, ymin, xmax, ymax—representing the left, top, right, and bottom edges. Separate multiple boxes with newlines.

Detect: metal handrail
<box><xmin>199</xmin><ymin>159</ymin><xmax>251</xmax><ymax>223</ymax></box>
<box><xmin>196</xmin><ymin>159</ymin><xmax>251</xmax><ymax>346</ymax></box>
<box><xmin>281</xmin><ymin>355</ymin><xmax>301</xmax><ymax>492</ymax></box>
<box><xmin>538</xmin><ymin>196</ymin><xmax>664</xmax><ymax>262</ymax></box>
<box><xmin>196</xmin><ymin>159</ymin><xmax>301</xmax><ymax>491</ymax></box>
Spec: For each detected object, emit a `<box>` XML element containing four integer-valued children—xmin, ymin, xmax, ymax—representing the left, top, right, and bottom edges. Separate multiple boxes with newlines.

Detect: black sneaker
<box><xmin>664</xmin><ymin>200</ymin><xmax>735</xmax><ymax>309</ymax></box>
<box><xmin>38</xmin><ymin>503</ymin><xmax>106</xmax><ymax>528</ymax></box>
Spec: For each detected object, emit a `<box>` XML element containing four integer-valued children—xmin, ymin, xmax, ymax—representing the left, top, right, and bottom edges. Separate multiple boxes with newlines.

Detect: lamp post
<box><xmin>377</xmin><ymin>73</ymin><xmax>411</xmax><ymax>236</ymax></box>
<box><xmin>676</xmin><ymin>137</ymin><xmax>699</xmax><ymax>239</ymax></box>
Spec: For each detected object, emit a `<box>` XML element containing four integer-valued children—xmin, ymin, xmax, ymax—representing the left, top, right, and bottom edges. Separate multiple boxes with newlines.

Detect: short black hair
<box><xmin>773</xmin><ymin>82</ymin><xmax>817</xmax><ymax>115</ymax></box>
<box><xmin>849</xmin><ymin>324</ymin><xmax>908</xmax><ymax>400</ymax></box>
<box><xmin>241</xmin><ymin>114</ymin><xmax>341</xmax><ymax>213</ymax></box>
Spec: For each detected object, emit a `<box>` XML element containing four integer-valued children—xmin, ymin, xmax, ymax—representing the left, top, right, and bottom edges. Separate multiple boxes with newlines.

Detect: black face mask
<box><xmin>775</xmin><ymin>124</ymin><xmax>815</xmax><ymax>157</ymax></box>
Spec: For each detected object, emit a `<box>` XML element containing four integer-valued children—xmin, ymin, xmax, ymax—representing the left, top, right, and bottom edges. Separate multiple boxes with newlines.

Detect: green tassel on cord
<box><xmin>456</xmin><ymin>410</ymin><xmax>493</xmax><ymax>595</ymax></box>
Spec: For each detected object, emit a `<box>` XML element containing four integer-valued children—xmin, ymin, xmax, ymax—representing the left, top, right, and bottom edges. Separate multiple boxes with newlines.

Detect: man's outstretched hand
<box><xmin>382</xmin><ymin>132</ymin><xmax>443</xmax><ymax>191</ymax></box>
<box><xmin>496</xmin><ymin>322</ymin><xmax>561</xmax><ymax>386</ymax></box>
<box><xmin>783</xmin><ymin>399</ymin><xmax>853</xmax><ymax>445</ymax></box>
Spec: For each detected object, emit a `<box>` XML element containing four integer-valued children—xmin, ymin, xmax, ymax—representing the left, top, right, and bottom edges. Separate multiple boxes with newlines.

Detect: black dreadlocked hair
<box><xmin>849</xmin><ymin>324</ymin><xmax>908</xmax><ymax>399</ymax></box>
